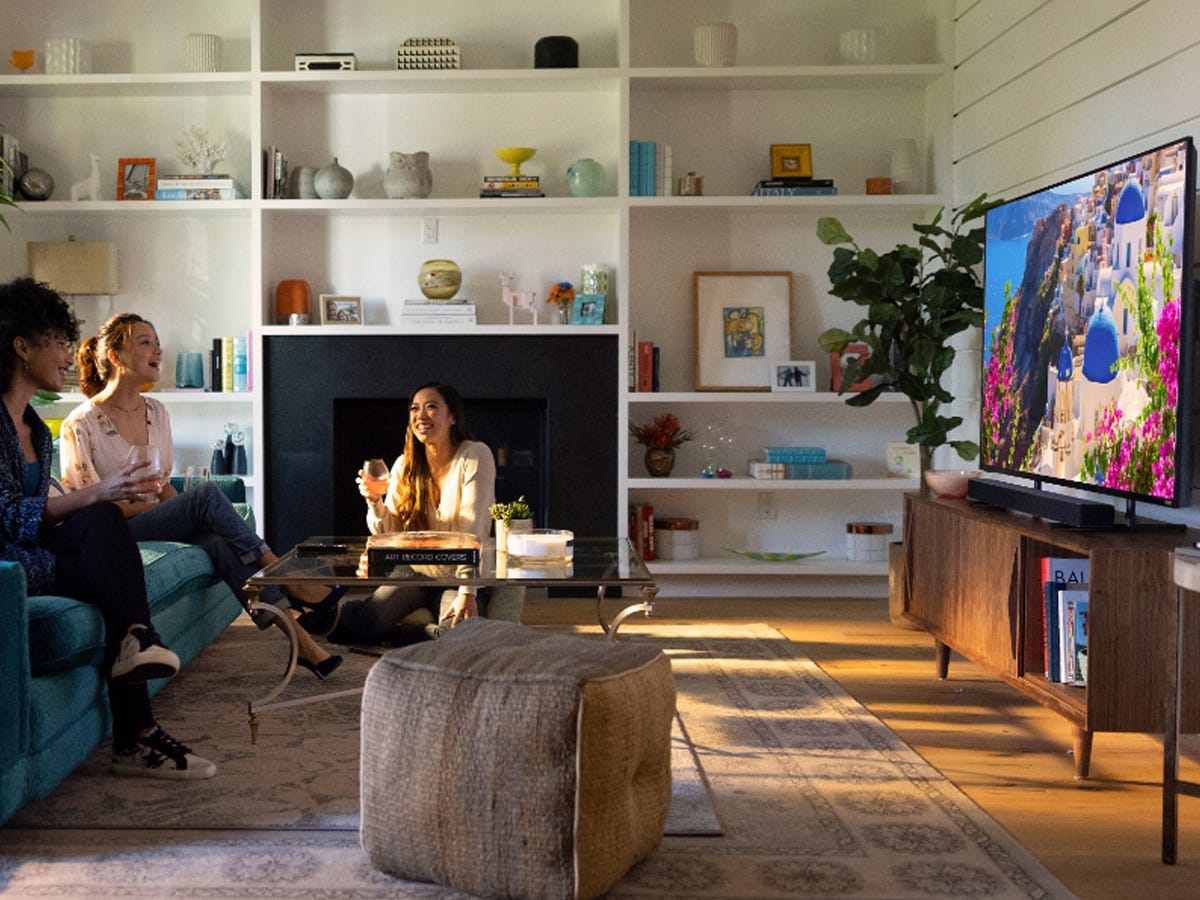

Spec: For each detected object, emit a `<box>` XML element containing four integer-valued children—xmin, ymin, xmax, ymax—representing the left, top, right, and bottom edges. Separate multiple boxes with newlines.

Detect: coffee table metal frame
<box><xmin>241</xmin><ymin>536</ymin><xmax>656</xmax><ymax>740</ymax></box>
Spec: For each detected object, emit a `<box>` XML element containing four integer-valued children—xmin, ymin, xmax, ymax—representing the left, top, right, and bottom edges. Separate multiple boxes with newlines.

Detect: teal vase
<box><xmin>566</xmin><ymin>158</ymin><xmax>605</xmax><ymax>197</ymax></box>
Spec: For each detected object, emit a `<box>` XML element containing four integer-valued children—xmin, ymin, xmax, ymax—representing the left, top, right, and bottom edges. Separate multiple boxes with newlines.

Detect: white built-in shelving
<box><xmin>0</xmin><ymin>0</ymin><xmax>953</xmax><ymax>593</ymax></box>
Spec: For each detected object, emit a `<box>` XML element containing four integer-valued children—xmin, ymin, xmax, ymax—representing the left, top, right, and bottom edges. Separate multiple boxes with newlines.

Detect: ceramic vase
<box><xmin>44</xmin><ymin>37</ymin><xmax>91</xmax><ymax>74</ymax></box>
<box><xmin>694</xmin><ymin>23</ymin><xmax>737</xmax><ymax>67</ymax></box>
<box><xmin>184</xmin><ymin>33</ymin><xmax>222</xmax><ymax>72</ymax></box>
<box><xmin>314</xmin><ymin>157</ymin><xmax>353</xmax><ymax>199</ymax></box>
<box><xmin>289</xmin><ymin>165</ymin><xmax>317</xmax><ymax>199</ymax></box>
<box><xmin>418</xmin><ymin>259</ymin><xmax>462</xmax><ymax>301</ymax></box>
<box><xmin>644</xmin><ymin>447</ymin><xmax>676</xmax><ymax>477</ymax></box>
<box><xmin>566</xmin><ymin>158</ymin><xmax>605</xmax><ymax>197</ymax></box>
<box><xmin>275</xmin><ymin>279</ymin><xmax>311</xmax><ymax>324</ymax></box>
<box><xmin>385</xmin><ymin>151</ymin><xmax>432</xmax><ymax>199</ymax></box>
<box><xmin>889</xmin><ymin>139</ymin><xmax>922</xmax><ymax>194</ymax></box>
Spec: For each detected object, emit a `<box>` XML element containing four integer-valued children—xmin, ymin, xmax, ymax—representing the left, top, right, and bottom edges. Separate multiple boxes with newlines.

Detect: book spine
<box><xmin>643</xmin><ymin>141</ymin><xmax>656</xmax><ymax>198</ymax></box>
<box><xmin>232</xmin><ymin>336</ymin><xmax>248</xmax><ymax>392</ymax></box>
<box><xmin>481</xmin><ymin>179</ymin><xmax>540</xmax><ymax>190</ymax></box>
<box><xmin>752</xmin><ymin>186</ymin><xmax>839</xmax><ymax>196</ymax></box>
<box><xmin>783</xmin><ymin>461</ymin><xmax>852</xmax><ymax>479</ymax></box>
<box><xmin>652</xmin><ymin>345</ymin><xmax>660</xmax><ymax>392</ymax></box>
<box><xmin>399</xmin><ymin>316</ymin><xmax>478</xmax><ymax>326</ymax></box>
<box><xmin>156</xmin><ymin>178</ymin><xmax>238</xmax><ymax>189</ymax></box>
<box><xmin>637</xmin><ymin>341</ymin><xmax>655</xmax><ymax>392</ymax></box>
<box><xmin>155</xmin><ymin>188</ymin><xmax>240</xmax><ymax>200</ymax></box>
<box><xmin>210</xmin><ymin>338</ymin><xmax>223</xmax><ymax>393</ymax></box>
<box><xmin>221</xmin><ymin>337</ymin><xmax>234</xmax><ymax>392</ymax></box>
<box><xmin>655</xmin><ymin>143</ymin><xmax>665</xmax><ymax>196</ymax></box>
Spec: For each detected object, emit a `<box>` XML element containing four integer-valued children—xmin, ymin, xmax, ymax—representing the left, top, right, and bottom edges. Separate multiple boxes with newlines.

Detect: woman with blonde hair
<box><xmin>60</xmin><ymin>313</ymin><xmax>343</xmax><ymax>679</ymax></box>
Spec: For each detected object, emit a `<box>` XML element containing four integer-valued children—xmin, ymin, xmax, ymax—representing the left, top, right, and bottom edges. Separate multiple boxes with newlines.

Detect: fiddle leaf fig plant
<box><xmin>817</xmin><ymin>193</ymin><xmax>999</xmax><ymax>468</ymax></box>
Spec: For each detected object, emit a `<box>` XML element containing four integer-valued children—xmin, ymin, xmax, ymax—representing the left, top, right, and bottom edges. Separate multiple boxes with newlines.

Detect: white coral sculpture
<box><xmin>175</xmin><ymin>126</ymin><xmax>228</xmax><ymax>174</ymax></box>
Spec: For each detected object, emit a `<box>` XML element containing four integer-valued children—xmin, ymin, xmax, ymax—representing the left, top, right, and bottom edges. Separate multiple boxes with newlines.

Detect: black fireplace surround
<box><xmin>263</xmin><ymin>334</ymin><xmax>618</xmax><ymax>552</ymax></box>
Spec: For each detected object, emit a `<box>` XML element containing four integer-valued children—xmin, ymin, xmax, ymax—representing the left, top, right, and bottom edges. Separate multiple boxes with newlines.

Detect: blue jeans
<box><xmin>127</xmin><ymin>482</ymin><xmax>286</xmax><ymax>615</ymax></box>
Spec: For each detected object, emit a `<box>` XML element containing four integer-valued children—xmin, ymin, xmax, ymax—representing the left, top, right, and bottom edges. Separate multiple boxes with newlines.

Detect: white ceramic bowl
<box><xmin>923</xmin><ymin>468</ymin><xmax>980</xmax><ymax>499</ymax></box>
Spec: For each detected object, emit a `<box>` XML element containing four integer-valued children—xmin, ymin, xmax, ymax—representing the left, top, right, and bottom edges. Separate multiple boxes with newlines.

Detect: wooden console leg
<box><xmin>935</xmin><ymin>640</ymin><xmax>950</xmax><ymax>679</ymax></box>
<box><xmin>1072</xmin><ymin>726</ymin><xmax>1093</xmax><ymax>779</ymax></box>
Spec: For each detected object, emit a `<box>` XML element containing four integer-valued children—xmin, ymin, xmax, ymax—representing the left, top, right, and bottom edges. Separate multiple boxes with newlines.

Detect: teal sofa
<box><xmin>0</xmin><ymin>478</ymin><xmax>250</xmax><ymax>825</ymax></box>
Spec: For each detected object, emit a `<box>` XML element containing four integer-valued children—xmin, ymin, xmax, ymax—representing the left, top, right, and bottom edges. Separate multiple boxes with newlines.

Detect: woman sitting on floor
<box><xmin>59</xmin><ymin>313</ymin><xmax>343</xmax><ymax>680</ymax></box>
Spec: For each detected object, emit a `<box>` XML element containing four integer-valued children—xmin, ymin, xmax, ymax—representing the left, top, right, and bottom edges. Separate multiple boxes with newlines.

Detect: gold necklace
<box><xmin>104</xmin><ymin>396</ymin><xmax>145</xmax><ymax>414</ymax></box>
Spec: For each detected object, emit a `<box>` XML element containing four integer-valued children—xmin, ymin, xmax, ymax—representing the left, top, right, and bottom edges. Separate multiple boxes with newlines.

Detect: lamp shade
<box><xmin>275</xmin><ymin>279</ymin><xmax>311</xmax><ymax>320</ymax></box>
<box><xmin>27</xmin><ymin>238</ymin><xmax>118</xmax><ymax>294</ymax></box>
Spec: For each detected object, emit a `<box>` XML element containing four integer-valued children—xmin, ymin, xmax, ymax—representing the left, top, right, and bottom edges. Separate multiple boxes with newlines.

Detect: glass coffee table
<box><xmin>241</xmin><ymin>536</ymin><xmax>657</xmax><ymax>738</ymax></box>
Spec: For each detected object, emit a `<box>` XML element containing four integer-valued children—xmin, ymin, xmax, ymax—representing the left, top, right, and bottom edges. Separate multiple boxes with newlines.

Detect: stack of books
<box><xmin>400</xmin><ymin>299</ymin><xmax>477</xmax><ymax>326</ymax></box>
<box><xmin>480</xmin><ymin>175</ymin><xmax>543</xmax><ymax>198</ymax></box>
<box><xmin>155</xmin><ymin>173</ymin><xmax>246</xmax><ymax>200</ymax></box>
<box><xmin>629</xmin><ymin>140</ymin><xmax>672</xmax><ymax>196</ymax></box>
<box><xmin>749</xmin><ymin>446</ymin><xmax>852</xmax><ymax>480</ymax></box>
<box><xmin>210</xmin><ymin>334</ymin><xmax>251</xmax><ymax>392</ymax></box>
<box><xmin>752</xmin><ymin>176</ymin><xmax>837</xmax><ymax>196</ymax></box>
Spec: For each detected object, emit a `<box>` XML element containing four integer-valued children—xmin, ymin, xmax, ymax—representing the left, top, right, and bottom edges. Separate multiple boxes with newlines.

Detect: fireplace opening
<box><xmin>332</xmin><ymin>397</ymin><xmax>549</xmax><ymax>536</ymax></box>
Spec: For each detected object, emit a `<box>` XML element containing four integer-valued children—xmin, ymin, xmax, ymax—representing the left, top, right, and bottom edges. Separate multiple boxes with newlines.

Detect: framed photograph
<box><xmin>117</xmin><ymin>158</ymin><xmax>155</xmax><ymax>200</ymax></box>
<box><xmin>572</xmin><ymin>292</ymin><xmax>606</xmax><ymax>325</ymax></box>
<box><xmin>769</xmin><ymin>143</ymin><xmax>812</xmax><ymax>179</ymax></box>
<box><xmin>319</xmin><ymin>294</ymin><xmax>363</xmax><ymax>325</ymax></box>
<box><xmin>830</xmin><ymin>342</ymin><xmax>872</xmax><ymax>392</ymax></box>
<box><xmin>693</xmin><ymin>271</ymin><xmax>793</xmax><ymax>391</ymax></box>
<box><xmin>772</xmin><ymin>359</ymin><xmax>816</xmax><ymax>392</ymax></box>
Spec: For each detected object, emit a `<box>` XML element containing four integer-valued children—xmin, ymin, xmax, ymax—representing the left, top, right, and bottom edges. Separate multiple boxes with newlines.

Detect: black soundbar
<box><xmin>967</xmin><ymin>478</ymin><xmax>1115</xmax><ymax>528</ymax></box>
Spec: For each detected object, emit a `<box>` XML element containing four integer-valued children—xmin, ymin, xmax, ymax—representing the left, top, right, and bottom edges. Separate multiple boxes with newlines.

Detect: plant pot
<box><xmin>644</xmin><ymin>447</ymin><xmax>676</xmax><ymax>477</ymax></box>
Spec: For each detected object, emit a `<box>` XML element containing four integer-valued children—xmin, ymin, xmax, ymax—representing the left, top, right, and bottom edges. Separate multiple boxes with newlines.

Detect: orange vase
<box><xmin>275</xmin><ymin>279</ymin><xmax>310</xmax><ymax>324</ymax></box>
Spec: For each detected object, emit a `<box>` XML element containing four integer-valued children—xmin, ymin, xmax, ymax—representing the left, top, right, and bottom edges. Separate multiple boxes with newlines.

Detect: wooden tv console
<box><xmin>903</xmin><ymin>492</ymin><xmax>1200</xmax><ymax>778</ymax></box>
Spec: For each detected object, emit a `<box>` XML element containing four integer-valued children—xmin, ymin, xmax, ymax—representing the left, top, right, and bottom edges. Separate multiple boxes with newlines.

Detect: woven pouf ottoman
<box><xmin>360</xmin><ymin>617</ymin><xmax>675</xmax><ymax>899</ymax></box>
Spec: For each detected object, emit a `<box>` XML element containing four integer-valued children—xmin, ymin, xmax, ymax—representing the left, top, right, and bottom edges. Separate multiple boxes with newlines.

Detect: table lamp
<box><xmin>27</xmin><ymin>236</ymin><xmax>119</xmax><ymax>387</ymax></box>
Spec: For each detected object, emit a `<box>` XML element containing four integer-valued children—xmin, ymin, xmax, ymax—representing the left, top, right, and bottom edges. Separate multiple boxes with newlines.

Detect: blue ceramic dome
<box><xmin>1057</xmin><ymin>339</ymin><xmax>1074</xmax><ymax>381</ymax></box>
<box><xmin>1114</xmin><ymin>178</ymin><xmax>1146</xmax><ymax>225</ymax></box>
<box><xmin>1082</xmin><ymin>301</ymin><xmax>1120</xmax><ymax>383</ymax></box>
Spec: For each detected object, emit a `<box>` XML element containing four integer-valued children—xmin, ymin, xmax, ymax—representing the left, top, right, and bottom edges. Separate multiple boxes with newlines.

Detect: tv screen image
<box><xmin>981</xmin><ymin>137</ymin><xmax>1194</xmax><ymax>507</ymax></box>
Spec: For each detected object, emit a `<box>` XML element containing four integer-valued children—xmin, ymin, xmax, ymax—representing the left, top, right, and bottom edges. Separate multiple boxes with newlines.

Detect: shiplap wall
<box><xmin>952</xmin><ymin>0</ymin><xmax>1200</xmax><ymax>521</ymax></box>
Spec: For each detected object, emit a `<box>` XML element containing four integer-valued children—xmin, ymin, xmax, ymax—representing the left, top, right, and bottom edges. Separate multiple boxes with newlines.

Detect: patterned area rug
<box><xmin>0</xmin><ymin>623</ymin><xmax>1074</xmax><ymax>899</ymax></box>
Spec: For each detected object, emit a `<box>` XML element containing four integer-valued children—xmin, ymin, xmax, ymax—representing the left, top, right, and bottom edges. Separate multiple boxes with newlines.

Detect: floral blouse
<box><xmin>59</xmin><ymin>396</ymin><xmax>174</xmax><ymax>495</ymax></box>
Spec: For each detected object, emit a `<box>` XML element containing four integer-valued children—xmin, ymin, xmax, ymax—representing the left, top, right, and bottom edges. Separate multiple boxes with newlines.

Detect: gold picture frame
<box><xmin>769</xmin><ymin>143</ymin><xmax>812</xmax><ymax>179</ymax></box>
<box><xmin>319</xmin><ymin>294</ymin><xmax>363</xmax><ymax>325</ymax></box>
<box><xmin>693</xmin><ymin>271</ymin><xmax>793</xmax><ymax>391</ymax></box>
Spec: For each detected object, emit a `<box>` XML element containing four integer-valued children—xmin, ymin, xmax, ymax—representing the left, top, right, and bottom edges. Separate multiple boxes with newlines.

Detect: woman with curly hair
<box><xmin>0</xmin><ymin>278</ymin><xmax>214</xmax><ymax>778</ymax></box>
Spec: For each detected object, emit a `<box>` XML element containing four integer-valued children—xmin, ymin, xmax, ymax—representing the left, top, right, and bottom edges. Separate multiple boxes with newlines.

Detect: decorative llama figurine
<box><xmin>500</xmin><ymin>272</ymin><xmax>538</xmax><ymax>325</ymax></box>
<box><xmin>70</xmin><ymin>153</ymin><xmax>100</xmax><ymax>201</ymax></box>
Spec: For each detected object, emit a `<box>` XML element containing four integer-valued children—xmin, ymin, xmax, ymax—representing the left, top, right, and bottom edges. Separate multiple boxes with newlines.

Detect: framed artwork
<box><xmin>769</xmin><ymin>143</ymin><xmax>812</xmax><ymax>179</ymax></box>
<box><xmin>830</xmin><ymin>342</ymin><xmax>872</xmax><ymax>392</ymax></box>
<box><xmin>772</xmin><ymin>359</ymin><xmax>816</xmax><ymax>392</ymax></box>
<box><xmin>117</xmin><ymin>158</ymin><xmax>155</xmax><ymax>200</ymax></box>
<box><xmin>319</xmin><ymin>294</ymin><xmax>363</xmax><ymax>325</ymax></box>
<box><xmin>572</xmin><ymin>292</ymin><xmax>605</xmax><ymax>324</ymax></box>
<box><xmin>693</xmin><ymin>271</ymin><xmax>793</xmax><ymax>391</ymax></box>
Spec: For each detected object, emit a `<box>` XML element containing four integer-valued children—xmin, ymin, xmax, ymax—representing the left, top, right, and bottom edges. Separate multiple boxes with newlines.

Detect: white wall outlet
<box><xmin>757</xmin><ymin>492</ymin><xmax>777</xmax><ymax>520</ymax></box>
<box><xmin>421</xmin><ymin>216</ymin><xmax>438</xmax><ymax>244</ymax></box>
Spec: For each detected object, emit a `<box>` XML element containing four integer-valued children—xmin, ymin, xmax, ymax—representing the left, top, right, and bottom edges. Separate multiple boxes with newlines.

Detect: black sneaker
<box><xmin>111</xmin><ymin>724</ymin><xmax>216</xmax><ymax>780</ymax></box>
<box><xmin>110</xmin><ymin>625</ymin><xmax>180</xmax><ymax>683</ymax></box>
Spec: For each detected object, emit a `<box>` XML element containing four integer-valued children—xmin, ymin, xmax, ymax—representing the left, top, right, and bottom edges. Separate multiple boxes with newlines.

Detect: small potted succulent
<box><xmin>629</xmin><ymin>413</ymin><xmax>694</xmax><ymax>477</ymax></box>
<box><xmin>490</xmin><ymin>495</ymin><xmax>533</xmax><ymax>551</ymax></box>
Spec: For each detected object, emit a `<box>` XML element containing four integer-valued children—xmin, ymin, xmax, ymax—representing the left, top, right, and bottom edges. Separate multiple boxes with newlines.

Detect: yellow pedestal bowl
<box><xmin>495</xmin><ymin>146</ymin><xmax>536</xmax><ymax>177</ymax></box>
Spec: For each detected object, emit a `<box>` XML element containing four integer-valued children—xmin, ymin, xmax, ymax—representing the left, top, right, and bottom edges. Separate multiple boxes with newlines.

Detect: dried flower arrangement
<box><xmin>629</xmin><ymin>413</ymin><xmax>694</xmax><ymax>449</ymax></box>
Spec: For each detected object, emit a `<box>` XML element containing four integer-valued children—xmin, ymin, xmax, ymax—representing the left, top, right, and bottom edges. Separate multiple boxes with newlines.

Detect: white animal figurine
<box><xmin>70</xmin><ymin>153</ymin><xmax>101</xmax><ymax>202</ymax></box>
<box><xmin>500</xmin><ymin>272</ymin><xmax>538</xmax><ymax>325</ymax></box>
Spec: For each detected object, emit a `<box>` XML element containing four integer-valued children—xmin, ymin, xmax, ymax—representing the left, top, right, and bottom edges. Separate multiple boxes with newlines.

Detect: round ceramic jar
<box><xmin>566</xmin><ymin>158</ymin><xmax>605</xmax><ymax>197</ymax></box>
<box><xmin>314</xmin><ymin>158</ymin><xmax>353</xmax><ymax>199</ymax></box>
<box><xmin>694</xmin><ymin>23</ymin><xmax>737</xmax><ymax>67</ymax></box>
<box><xmin>654</xmin><ymin>517</ymin><xmax>700</xmax><ymax>560</ymax></box>
<box><xmin>417</xmin><ymin>259</ymin><xmax>462</xmax><ymax>301</ymax></box>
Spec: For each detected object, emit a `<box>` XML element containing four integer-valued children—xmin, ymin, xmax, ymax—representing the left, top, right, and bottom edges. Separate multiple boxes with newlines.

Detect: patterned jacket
<box><xmin>0</xmin><ymin>404</ymin><xmax>54</xmax><ymax>594</ymax></box>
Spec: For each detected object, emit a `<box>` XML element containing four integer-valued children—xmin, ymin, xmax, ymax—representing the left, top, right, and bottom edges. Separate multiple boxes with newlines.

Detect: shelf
<box><xmin>647</xmin><ymin>555</ymin><xmax>888</xmax><ymax>577</ymax></box>
<box><xmin>260</xmin><ymin>197</ymin><xmax>621</xmax><ymax>215</ymax></box>
<box><xmin>628</xmin><ymin>391</ymin><xmax>914</xmax><ymax>404</ymax></box>
<box><xmin>628</xmin><ymin>476</ymin><xmax>917</xmax><ymax>491</ymax></box>
<box><xmin>260</xmin><ymin>68</ymin><xmax>622</xmax><ymax>95</ymax></box>
<box><xmin>628</xmin><ymin>194</ymin><xmax>949</xmax><ymax>211</ymax></box>
<box><xmin>0</xmin><ymin>73</ymin><xmax>252</xmax><ymax>98</ymax></box>
<box><xmin>628</xmin><ymin>64</ymin><xmax>950</xmax><ymax>91</ymax></box>
<box><xmin>260</xmin><ymin>324</ymin><xmax>619</xmax><ymax>337</ymax></box>
<box><xmin>12</xmin><ymin>200</ymin><xmax>252</xmax><ymax>216</ymax></box>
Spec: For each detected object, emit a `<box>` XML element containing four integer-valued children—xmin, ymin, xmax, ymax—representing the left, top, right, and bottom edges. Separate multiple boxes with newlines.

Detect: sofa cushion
<box><xmin>27</xmin><ymin>541</ymin><xmax>219</xmax><ymax>676</ymax></box>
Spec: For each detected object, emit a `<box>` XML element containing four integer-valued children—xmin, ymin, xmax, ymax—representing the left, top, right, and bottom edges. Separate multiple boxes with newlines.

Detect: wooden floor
<box><xmin>525</xmin><ymin>594</ymin><xmax>1200</xmax><ymax>899</ymax></box>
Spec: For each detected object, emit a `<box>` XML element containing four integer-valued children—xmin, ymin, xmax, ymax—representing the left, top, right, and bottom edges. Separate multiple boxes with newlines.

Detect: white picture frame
<box><xmin>772</xmin><ymin>359</ymin><xmax>816</xmax><ymax>392</ymax></box>
<box><xmin>693</xmin><ymin>271</ymin><xmax>793</xmax><ymax>391</ymax></box>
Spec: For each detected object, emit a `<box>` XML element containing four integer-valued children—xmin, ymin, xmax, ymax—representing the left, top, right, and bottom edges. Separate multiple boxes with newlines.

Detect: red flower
<box><xmin>629</xmin><ymin>413</ymin><xmax>695</xmax><ymax>449</ymax></box>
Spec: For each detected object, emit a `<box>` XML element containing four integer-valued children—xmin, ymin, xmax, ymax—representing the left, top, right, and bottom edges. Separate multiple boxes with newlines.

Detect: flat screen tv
<box><xmin>980</xmin><ymin>137</ymin><xmax>1195</xmax><ymax>514</ymax></box>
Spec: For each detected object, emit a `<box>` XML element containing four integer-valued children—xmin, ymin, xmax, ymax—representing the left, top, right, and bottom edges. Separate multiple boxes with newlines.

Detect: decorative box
<box><xmin>654</xmin><ymin>517</ymin><xmax>699</xmax><ymax>560</ymax></box>
<box><xmin>845</xmin><ymin>522</ymin><xmax>893</xmax><ymax>562</ymax></box>
<box><xmin>397</xmin><ymin>38</ymin><xmax>461</xmax><ymax>70</ymax></box>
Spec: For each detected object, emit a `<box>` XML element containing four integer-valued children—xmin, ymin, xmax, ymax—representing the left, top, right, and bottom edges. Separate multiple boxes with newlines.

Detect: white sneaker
<box><xmin>111</xmin><ymin>724</ymin><xmax>216</xmax><ymax>780</ymax></box>
<box><xmin>110</xmin><ymin>625</ymin><xmax>180</xmax><ymax>683</ymax></box>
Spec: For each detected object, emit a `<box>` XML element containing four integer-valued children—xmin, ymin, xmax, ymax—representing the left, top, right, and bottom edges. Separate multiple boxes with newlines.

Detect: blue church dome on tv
<box><xmin>1082</xmin><ymin>301</ymin><xmax>1120</xmax><ymax>382</ymax></box>
<box><xmin>1115</xmin><ymin>178</ymin><xmax>1146</xmax><ymax>224</ymax></box>
<box><xmin>1057</xmin><ymin>339</ymin><xmax>1074</xmax><ymax>380</ymax></box>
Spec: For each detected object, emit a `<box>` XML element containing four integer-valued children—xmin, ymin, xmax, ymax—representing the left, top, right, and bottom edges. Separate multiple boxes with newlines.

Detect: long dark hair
<box><xmin>0</xmin><ymin>278</ymin><xmax>79</xmax><ymax>395</ymax></box>
<box><xmin>76</xmin><ymin>312</ymin><xmax>154</xmax><ymax>398</ymax></box>
<box><xmin>393</xmin><ymin>382</ymin><xmax>473</xmax><ymax>530</ymax></box>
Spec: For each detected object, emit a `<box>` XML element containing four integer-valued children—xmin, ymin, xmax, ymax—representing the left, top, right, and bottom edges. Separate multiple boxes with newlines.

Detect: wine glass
<box><xmin>362</xmin><ymin>458</ymin><xmax>389</xmax><ymax>501</ymax></box>
<box><xmin>126</xmin><ymin>445</ymin><xmax>164</xmax><ymax>501</ymax></box>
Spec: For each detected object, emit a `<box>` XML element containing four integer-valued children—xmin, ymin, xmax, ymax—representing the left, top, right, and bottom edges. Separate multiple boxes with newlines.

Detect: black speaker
<box><xmin>967</xmin><ymin>478</ymin><xmax>1115</xmax><ymax>528</ymax></box>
